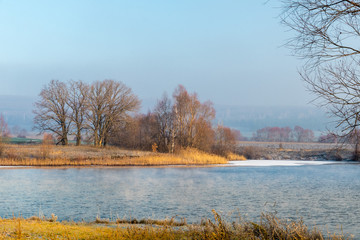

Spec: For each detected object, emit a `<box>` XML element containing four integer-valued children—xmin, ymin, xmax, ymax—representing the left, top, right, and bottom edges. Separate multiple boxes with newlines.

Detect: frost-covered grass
<box><xmin>236</xmin><ymin>141</ymin><xmax>354</xmax><ymax>160</ymax></box>
<box><xmin>237</xmin><ymin>141</ymin><xmax>352</xmax><ymax>150</ymax></box>
<box><xmin>230</xmin><ymin>160</ymin><xmax>338</xmax><ymax>167</ymax></box>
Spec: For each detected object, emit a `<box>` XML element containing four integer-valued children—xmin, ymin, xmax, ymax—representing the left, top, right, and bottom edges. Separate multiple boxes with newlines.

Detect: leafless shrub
<box><xmin>237</xmin><ymin>146</ymin><xmax>267</xmax><ymax>160</ymax></box>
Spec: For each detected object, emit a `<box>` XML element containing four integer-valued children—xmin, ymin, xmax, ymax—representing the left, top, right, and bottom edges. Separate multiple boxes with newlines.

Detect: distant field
<box><xmin>9</xmin><ymin>138</ymin><xmax>41</xmax><ymax>144</ymax></box>
<box><xmin>237</xmin><ymin>141</ymin><xmax>353</xmax><ymax>150</ymax></box>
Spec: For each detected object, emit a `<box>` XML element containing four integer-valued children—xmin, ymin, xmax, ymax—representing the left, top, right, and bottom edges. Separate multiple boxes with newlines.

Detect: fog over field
<box><xmin>215</xmin><ymin>105</ymin><xmax>329</xmax><ymax>137</ymax></box>
<box><xmin>0</xmin><ymin>95</ymin><xmax>35</xmax><ymax>131</ymax></box>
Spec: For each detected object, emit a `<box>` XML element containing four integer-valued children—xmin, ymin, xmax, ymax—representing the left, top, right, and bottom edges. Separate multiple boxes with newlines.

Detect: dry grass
<box><xmin>226</xmin><ymin>152</ymin><xmax>246</xmax><ymax>161</ymax></box>
<box><xmin>114</xmin><ymin>216</ymin><xmax>187</xmax><ymax>226</ymax></box>
<box><xmin>0</xmin><ymin>145</ymin><xmax>229</xmax><ymax>166</ymax></box>
<box><xmin>0</xmin><ymin>211</ymin><xmax>349</xmax><ymax>240</ymax></box>
<box><xmin>177</xmin><ymin>148</ymin><xmax>228</xmax><ymax>164</ymax></box>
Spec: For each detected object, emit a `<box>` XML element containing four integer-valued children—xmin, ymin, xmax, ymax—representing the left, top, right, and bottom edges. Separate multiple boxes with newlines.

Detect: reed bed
<box><xmin>0</xmin><ymin>211</ymin><xmax>349</xmax><ymax>239</ymax></box>
<box><xmin>0</xmin><ymin>145</ymin><xmax>232</xmax><ymax>166</ymax></box>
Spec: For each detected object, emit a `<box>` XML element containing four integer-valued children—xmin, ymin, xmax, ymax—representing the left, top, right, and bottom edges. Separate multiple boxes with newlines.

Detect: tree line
<box><xmin>33</xmin><ymin>79</ymin><xmax>140</xmax><ymax>147</ymax></box>
<box><xmin>252</xmin><ymin>126</ymin><xmax>314</xmax><ymax>143</ymax></box>
<box><xmin>33</xmin><ymin>80</ymin><xmax>240</xmax><ymax>155</ymax></box>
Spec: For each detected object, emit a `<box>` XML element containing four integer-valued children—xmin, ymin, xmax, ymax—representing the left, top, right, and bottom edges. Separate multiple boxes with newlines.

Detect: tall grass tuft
<box><xmin>39</xmin><ymin>133</ymin><xmax>53</xmax><ymax>159</ymax></box>
<box><xmin>178</xmin><ymin>148</ymin><xmax>228</xmax><ymax>164</ymax></box>
<box><xmin>226</xmin><ymin>152</ymin><xmax>246</xmax><ymax>161</ymax></box>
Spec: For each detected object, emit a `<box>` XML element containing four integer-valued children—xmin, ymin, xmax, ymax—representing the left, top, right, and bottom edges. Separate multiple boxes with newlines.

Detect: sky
<box><xmin>0</xmin><ymin>0</ymin><xmax>312</xmax><ymax>109</ymax></box>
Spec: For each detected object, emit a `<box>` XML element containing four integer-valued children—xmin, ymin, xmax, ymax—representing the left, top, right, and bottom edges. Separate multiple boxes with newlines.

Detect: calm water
<box><xmin>0</xmin><ymin>162</ymin><xmax>359</xmax><ymax>236</ymax></box>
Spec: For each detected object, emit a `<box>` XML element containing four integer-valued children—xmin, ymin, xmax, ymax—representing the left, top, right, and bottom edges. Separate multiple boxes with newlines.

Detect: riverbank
<box><xmin>0</xmin><ymin>211</ymin><xmax>348</xmax><ymax>239</ymax></box>
<box><xmin>0</xmin><ymin>142</ymin><xmax>354</xmax><ymax>167</ymax></box>
<box><xmin>237</xmin><ymin>142</ymin><xmax>355</xmax><ymax>161</ymax></box>
<box><xmin>0</xmin><ymin>144</ymin><xmax>246</xmax><ymax>166</ymax></box>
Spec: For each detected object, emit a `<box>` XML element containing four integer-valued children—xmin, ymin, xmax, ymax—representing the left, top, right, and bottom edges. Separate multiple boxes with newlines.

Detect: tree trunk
<box><xmin>354</xmin><ymin>143</ymin><xmax>360</xmax><ymax>161</ymax></box>
<box><xmin>76</xmin><ymin>131</ymin><xmax>81</xmax><ymax>146</ymax></box>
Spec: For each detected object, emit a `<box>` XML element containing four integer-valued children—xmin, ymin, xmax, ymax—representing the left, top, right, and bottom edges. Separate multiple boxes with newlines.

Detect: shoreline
<box><xmin>0</xmin><ymin>164</ymin><xmax>229</xmax><ymax>169</ymax></box>
<box><xmin>0</xmin><ymin>159</ymin><xmax>356</xmax><ymax>169</ymax></box>
<box><xmin>237</xmin><ymin>145</ymin><xmax>355</xmax><ymax>161</ymax></box>
<box><xmin>0</xmin><ymin>142</ymin><xmax>357</xmax><ymax>168</ymax></box>
<box><xmin>0</xmin><ymin>145</ymin><xmax>232</xmax><ymax>167</ymax></box>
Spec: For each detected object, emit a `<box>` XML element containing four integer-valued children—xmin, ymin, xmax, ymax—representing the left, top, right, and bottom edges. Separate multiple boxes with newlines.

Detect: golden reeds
<box><xmin>0</xmin><ymin>145</ymin><xmax>232</xmax><ymax>166</ymax></box>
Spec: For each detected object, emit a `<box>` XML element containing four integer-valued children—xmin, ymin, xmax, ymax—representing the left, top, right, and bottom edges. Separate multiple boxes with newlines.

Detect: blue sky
<box><xmin>0</xmin><ymin>0</ymin><xmax>311</xmax><ymax>108</ymax></box>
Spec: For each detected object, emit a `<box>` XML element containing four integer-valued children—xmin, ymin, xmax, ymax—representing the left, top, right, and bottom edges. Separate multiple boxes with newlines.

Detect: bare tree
<box><xmin>213</xmin><ymin>125</ymin><xmax>238</xmax><ymax>156</ymax></box>
<box><xmin>172</xmin><ymin>85</ymin><xmax>190</xmax><ymax>147</ymax></box>
<box><xmin>12</xmin><ymin>125</ymin><xmax>28</xmax><ymax>138</ymax></box>
<box><xmin>282</xmin><ymin>0</ymin><xmax>360</xmax><ymax>65</ymax></box>
<box><xmin>172</xmin><ymin>85</ymin><xmax>215</xmax><ymax>150</ymax></box>
<box><xmin>293</xmin><ymin>125</ymin><xmax>314</xmax><ymax>142</ymax></box>
<box><xmin>137</xmin><ymin>113</ymin><xmax>158</xmax><ymax>150</ymax></box>
<box><xmin>33</xmin><ymin>80</ymin><xmax>71</xmax><ymax>145</ymax></box>
<box><xmin>282</xmin><ymin>0</ymin><xmax>360</xmax><ymax>159</ymax></box>
<box><xmin>192</xmin><ymin>100</ymin><xmax>216</xmax><ymax>151</ymax></box>
<box><xmin>67</xmin><ymin>80</ymin><xmax>89</xmax><ymax>146</ymax></box>
<box><xmin>154</xmin><ymin>93</ymin><xmax>174</xmax><ymax>152</ymax></box>
<box><xmin>192</xmin><ymin>117</ymin><xmax>215</xmax><ymax>152</ymax></box>
<box><xmin>18</xmin><ymin>128</ymin><xmax>28</xmax><ymax>138</ymax></box>
<box><xmin>0</xmin><ymin>114</ymin><xmax>10</xmax><ymax>138</ymax></box>
<box><xmin>87</xmin><ymin>80</ymin><xmax>140</xmax><ymax>147</ymax></box>
<box><xmin>109</xmin><ymin>115</ymin><xmax>138</xmax><ymax>149</ymax></box>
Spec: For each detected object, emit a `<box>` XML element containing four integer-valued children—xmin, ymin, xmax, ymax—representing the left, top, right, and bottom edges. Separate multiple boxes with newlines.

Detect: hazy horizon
<box><xmin>0</xmin><ymin>94</ymin><xmax>328</xmax><ymax>137</ymax></box>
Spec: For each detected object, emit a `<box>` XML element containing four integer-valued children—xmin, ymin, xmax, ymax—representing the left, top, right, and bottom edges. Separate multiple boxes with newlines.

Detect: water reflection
<box><xmin>0</xmin><ymin>164</ymin><xmax>359</xmax><ymax>236</ymax></box>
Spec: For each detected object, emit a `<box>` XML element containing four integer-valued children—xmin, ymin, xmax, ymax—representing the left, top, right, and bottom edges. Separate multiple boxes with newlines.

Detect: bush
<box><xmin>237</xmin><ymin>146</ymin><xmax>266</xmax><ymax>160</ymax></box>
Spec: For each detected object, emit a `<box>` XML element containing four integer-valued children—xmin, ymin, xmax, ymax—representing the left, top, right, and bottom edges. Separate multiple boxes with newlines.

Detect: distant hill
<box><xmin>0</xmin><ymin>95</ymin><xmax>36</xmax><ymax>132</ymax></box>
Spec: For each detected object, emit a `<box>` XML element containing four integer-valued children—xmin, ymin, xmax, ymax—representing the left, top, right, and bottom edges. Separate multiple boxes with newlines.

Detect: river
<box><xmin>0</xmin><ymin>161</ymin><xmax>359</xmax><ymax>237</ymax></box>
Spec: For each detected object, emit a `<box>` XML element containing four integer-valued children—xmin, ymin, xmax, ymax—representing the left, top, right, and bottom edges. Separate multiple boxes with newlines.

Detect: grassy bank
<box><xmin>0</xmin><ymin>144</ymin><xmax>244</xmax><ymax>166</ymax></box>
<box><xmin>0</xmin><ymin>211</ymin><xmax>348</xmax><ymax>239</ymax></box>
